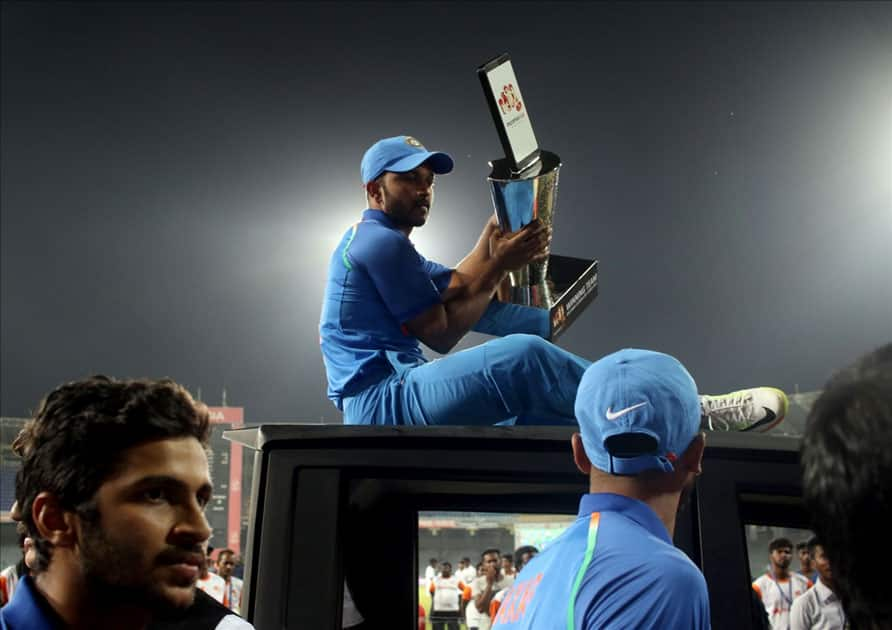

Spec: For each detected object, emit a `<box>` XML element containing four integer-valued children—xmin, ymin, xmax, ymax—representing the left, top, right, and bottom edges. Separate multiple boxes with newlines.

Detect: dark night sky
<box><xmin>2</xmin><ymin>2</ymin><xmax>890</xmax><ymax>421</ymax></box>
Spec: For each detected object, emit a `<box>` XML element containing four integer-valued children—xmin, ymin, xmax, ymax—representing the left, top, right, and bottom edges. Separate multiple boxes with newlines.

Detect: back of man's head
<box><xmin>801</xmin><ymin>342</ymin><xmax>892</xmax><ymax>628</ymax></box>
<box><xmin>13</xmin><ymin>375</ymin><xmax>210</xmax><ymax>572</ymax></box>
<box><xmin>574</xmin><ymin>348</ymin><xmax>702</xmax><ymax>479</ymax></box>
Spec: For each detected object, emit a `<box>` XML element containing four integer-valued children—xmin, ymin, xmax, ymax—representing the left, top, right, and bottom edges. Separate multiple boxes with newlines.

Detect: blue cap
<box><xmin>575</xmin><ymin>349</ymin><xmax>701</xmax><ymax>475</ymax></box>
<box><xmin>360</xmin><ymin>135</ymin><xmax>454</xmax><ymax>184</ymax></box>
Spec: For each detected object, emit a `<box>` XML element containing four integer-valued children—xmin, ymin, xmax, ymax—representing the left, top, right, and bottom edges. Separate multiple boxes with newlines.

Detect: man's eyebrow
<box><xmin>129</xmin><ymin>475</ymin><xmax>214</xmax><ymax>495</ymax></box>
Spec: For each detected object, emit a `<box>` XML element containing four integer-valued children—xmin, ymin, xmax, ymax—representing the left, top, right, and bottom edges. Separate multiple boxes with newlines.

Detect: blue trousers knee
<box><xmin>342</xmin><ymin>334</ymin><xmax>591</xmax><ymax>426</ymax></box>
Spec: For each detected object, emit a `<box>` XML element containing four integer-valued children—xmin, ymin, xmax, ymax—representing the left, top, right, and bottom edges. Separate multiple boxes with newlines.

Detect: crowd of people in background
<box><xmin>424</xmin><ymin>546</ymin><xmax>539</xmax><ymax>630</ymax></box>
<box><xmin>195</xmin><ymin>545</ymin><xmax>245</xmax><ymax>615</ymax></box>
<box><xmin>748</xmin><ymin>531</ymin><xmax>849</xmax><ymax>629</ymax></box>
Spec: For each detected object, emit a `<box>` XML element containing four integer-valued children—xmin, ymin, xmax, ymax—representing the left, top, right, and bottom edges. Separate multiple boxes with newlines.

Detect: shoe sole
<box><xmin>741</xmin><ymin>387</ymin><xmax>788</xmax><ymax>433</ymax></box>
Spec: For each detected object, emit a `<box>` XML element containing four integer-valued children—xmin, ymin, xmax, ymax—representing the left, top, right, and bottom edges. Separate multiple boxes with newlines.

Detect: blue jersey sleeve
<box><xmin>422</xmin><ymin>258</ymin><xmax>453</xmax><ymax>294</ymax></box>
<box><xmin>348</xmin><ymin>225</ymin><xmax>444</xmax><ymax>323</ymax></box>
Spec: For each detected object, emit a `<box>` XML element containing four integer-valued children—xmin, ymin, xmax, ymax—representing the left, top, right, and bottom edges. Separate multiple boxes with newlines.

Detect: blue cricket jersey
<box><xmin>1</xmin><ymin>576</ymin><xmax>64</xmax><ymax>630</ymax></box>
<box><xmin>319</xmin><ymin>209</ymin><xmax>453</xmax><ymax>409</ymax></box>
<box><xmin>491</xmin><ymin>493</ymin><xmax>711</xmax><ymax>630</ymax></box>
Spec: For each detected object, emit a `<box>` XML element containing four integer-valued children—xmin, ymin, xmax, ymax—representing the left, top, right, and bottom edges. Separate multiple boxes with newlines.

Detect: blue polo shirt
<box><xmin>319</xmin><ymin>209</ymin><xmax>453</xmax><ymax>408</ymax></box>
<box><xmin>491</xmin><ymin>493</ymin><xmax>711</xmax><ymax>630</ymax></box>
<box><xmin>1</xmin><ymin>576</ymin><xmax>65</xmax><ymax>630</ymax></box>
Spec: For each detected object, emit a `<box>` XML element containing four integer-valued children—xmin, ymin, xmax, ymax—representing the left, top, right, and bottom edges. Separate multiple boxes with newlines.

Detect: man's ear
<box><xmin>365</xmin><ymin>180</ymin><xmax>383</xmax><ymax>206</ymax></box>
<box><xmin>31</xmin><ymin>492</ymin><xmax>79</xmax><ymax>548</ymax></box>
<box><xmin>679</xmin><ymin>432</ymin><xmax>706</xmax><ymax>476</ymax></box>
<box><xmin>571</xmin><ymin>433</ymin><xmax>592</xmax><ymax>475</ymax></box>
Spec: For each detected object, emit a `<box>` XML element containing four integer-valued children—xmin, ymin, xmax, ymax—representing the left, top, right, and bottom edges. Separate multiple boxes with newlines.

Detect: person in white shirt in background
<box><xmin>424</xmin><ymin>557</ymin><xmax>439</xmax><ymax>583</ymax></box>
<box><xmin>196</xmin><ymin>542</ymin><xmax>228</xmax><ymax>604</ymax></box>
<box><xmin>467</xmin><ymin>549</ymin><xmax>514</xmax><ymax>630</ymax></box>
<box><xmin>790</xmin><ymin>536</ymin><xmax>847</xmax><ymax>630</ymax></box>
<box><xmin>459</xmin><ymin>557</ymin><xmax>476</xmax><ymax>585</ymax></box>
<box><xmin>753</xmin><ymin>537</ymin><xmax>812</xmax><ymax>630</ymax></box>
<box><xmin>214</xmin><ymin>549</ymin><xmax>244</xmax><ymax>614</ymax></box>
<box><xmin>499</xmin><ymin>554</ymin><xmax>515</xmax><ymax>579</ymax></box>
<box><xmin>428</xmin><ymin>561</ymin><xmax>464</xmax><ymax>630</ymax></box>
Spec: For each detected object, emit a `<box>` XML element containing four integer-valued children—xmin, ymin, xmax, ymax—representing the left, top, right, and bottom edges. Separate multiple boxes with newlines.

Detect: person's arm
<box><xmin>406</xmin><ymin>218</ymin><xmax>550</xmax><ymax>354</ymax></box>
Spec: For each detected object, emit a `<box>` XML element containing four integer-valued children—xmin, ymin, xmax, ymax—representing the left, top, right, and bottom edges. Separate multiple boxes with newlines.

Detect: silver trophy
<box><xmin>478</xmin><ymin>54</ymin><xmax>598</xmax><ymax>339</ymax></box>
<box><xmin>488</xmin><ymin>150</ymin><xmax>561</xmax><ymax>308</ymax></box>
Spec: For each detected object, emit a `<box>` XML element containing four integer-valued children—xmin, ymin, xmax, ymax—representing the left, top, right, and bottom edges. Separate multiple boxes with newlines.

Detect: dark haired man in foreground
<box><xmin>2</xmin><ymin>376</ymin><xmax>214</xmax><ymax>630</ymax></box>
<box><xmin>801</xmin><ymin>342</ymin><xmax>892</xmax><ymax>629</ymax></box>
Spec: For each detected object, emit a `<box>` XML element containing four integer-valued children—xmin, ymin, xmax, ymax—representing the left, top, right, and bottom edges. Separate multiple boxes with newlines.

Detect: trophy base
<box><xmin>502</xmin><ymin>254</ymin><xmax>598</xmax><ymax>341</ymax></box>
<box><xmin>546</xmin><ymin>254</ymin><xmax>598</xmax><ymax>340</ymax></box>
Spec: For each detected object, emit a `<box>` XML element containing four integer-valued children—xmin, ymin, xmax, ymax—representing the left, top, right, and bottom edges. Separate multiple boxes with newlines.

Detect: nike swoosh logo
<box><xmin>741</xmin><ymin>407</ymin><xmax>777</xmax><ymax>432</ymax></box>
<box><xmin>605</xmin><ymin>401</ymin><xmax>648</xmax><ymax>421</ymax></box>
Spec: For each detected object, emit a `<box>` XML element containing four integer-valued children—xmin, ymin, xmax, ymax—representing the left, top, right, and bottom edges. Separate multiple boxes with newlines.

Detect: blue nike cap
<box><xmin>575</xmin><ymin>349</ymin><xmax>701</xmax><ymax>475</ymax></box>
<box><xmin>360</xmin><ymin>135</ymin><xmax>454</xmax><ymax>184</ymax></box>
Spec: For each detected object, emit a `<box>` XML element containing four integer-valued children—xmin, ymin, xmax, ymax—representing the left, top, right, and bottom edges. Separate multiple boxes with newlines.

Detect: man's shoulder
<box><xmin>346</xmin><ymin>220</ymin><xmax>414</xmax><ymax>263</ymax></box>
<box><xmin>650</xmin><ymin>550</ymin><xmax>707</xmax><ymax>589</ymax></box>
<box><xmin>791</xmin><ymin>585</ymin><xmax>818</xmax><ymax>610</ymax></box>
<box><xmin>752</xmin><ymin>572</ymin><xmax>772</xmax><ymax>588</ymax></box>
<box><xmin>789</xmin><ymin>586</ymin><xmax>819</xmax><ymax>627</ymax></box>
<box><xmin>470</xmin><ymin>575</ymin><xmax>487</xmax><ymax>591</ymax></box>
<box><xmin>791</xmin><ymin>572</ymin><xmax>811</xmax><ymax>587</ymax></box>
<box><xmin>0</xmin><ymin>576</ymin><xmax>63</xmax><ymax>630</ymax></box>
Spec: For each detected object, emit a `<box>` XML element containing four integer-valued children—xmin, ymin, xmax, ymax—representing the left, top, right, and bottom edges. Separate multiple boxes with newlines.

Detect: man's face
<box><xmin>77</xmin><ymin>437</ymin><xmax>213</xmax><ymax>612</ymax></box>
<box><xmin>501</xmin><ymin>557</ymin><xmax>513</xmax><ymax>573</ymax></box>
<box><xmin>798</xmin><ymin>547</ymin><xmax>813</xmax><ymax>571</ymax></box>
<box><xmin>482</xmin><ymin>552</ymin><xmax>500</xmax><ymax>574</ymax></box>
<box><xmin>377</xmin><ymin>165</ymin><xmax>435</xmax><ymax>229</ymax></box>
<box><xmin>770</xmin><ymin>546</ymin><xmax>793</xmax><ymax>571</ymax></box>
<box><xmin>812</xmin><ymin>544</ymin><xmax>833</xmax><ymax>585</ymax></box>
<box><xmin>440</xmin><ymin>563</ymin><xmax>451</xmax><ymax>578</ymax></box>
<box><xmin>216</xmin><ymin>552</ymin><xmax>235</xmax><ymax>580</ymax></box>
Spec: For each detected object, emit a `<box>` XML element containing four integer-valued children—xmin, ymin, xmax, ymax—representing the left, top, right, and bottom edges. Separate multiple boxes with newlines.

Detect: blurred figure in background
<box><xmin>801</xmin><ymin>342</ymin><xmax>892</xmax><ymax>629</ymax></box>
<box><xmin>0</xmin><ymin>526</ymin><xmax>29</xmax><ymax>607</ymax></box>
<box><xmin>752</xmin><ymin>538</ymin><xmax>812</xmax><ymax>629</ymax></box>
<box><xmin>467</xmin><ymin>549</ymin><xmax>512</xmax><ymax>630</ymax></box>
<box><xmin>790</xmin><ymin>536</ymin><xmax>846</xmax><ymax>630</ymax></box>
<box><xmin>500</xmin><ymin>554</ymin><xmax>516</xmax><ymax>579</ymax></box>
<box><xmin>428</xmin><ymin>561</ymin><xmax>464</xmax><ymax>630</ymax></box>
<box><xmin>796</xmin><ymin>541</ymin><xmax>818</xmax><ymax>583</ymax></box>
<box><xmin>196</xmin><ymin>542</ymin><xmax>227</xmax><ymax>604</ymax></box>
<box><xmin>425</xmin><ymin>557</ymin><xmax>439</xmax><ymax>582</ymax></box>
<box><xmin>458</xmin><ymin>557</ymin><xmax>476</xmax><ymax>585</ymax></box>
<box><xmin>512</xmin><ymin>546</ymin><xmax>538</xmax><ymax>573</ymax></box>
<box><xmin>215</xmin><ymin>549</ymin><xmax>243</xmax><ymax>613</ymax></box>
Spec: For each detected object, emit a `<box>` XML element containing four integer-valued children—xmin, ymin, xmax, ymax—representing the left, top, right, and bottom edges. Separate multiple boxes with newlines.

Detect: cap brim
<box><xmin>388</xmin><ymin>151</ymin><xmax>454</xmax><ymax>176</ymax></box>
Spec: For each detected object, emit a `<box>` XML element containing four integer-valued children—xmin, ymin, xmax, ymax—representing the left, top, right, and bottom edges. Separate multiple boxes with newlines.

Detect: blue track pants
<box><xmin>342</xmin><ymin>334</ymin><xmax>591</xmax><ymax>426</ymax></box>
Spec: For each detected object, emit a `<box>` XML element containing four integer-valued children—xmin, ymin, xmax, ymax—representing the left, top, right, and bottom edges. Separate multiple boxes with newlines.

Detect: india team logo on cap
<box><xmin>405</xmin><ymin>136</ymin><xmax>424</xmax><ymax>148</ymax></box>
